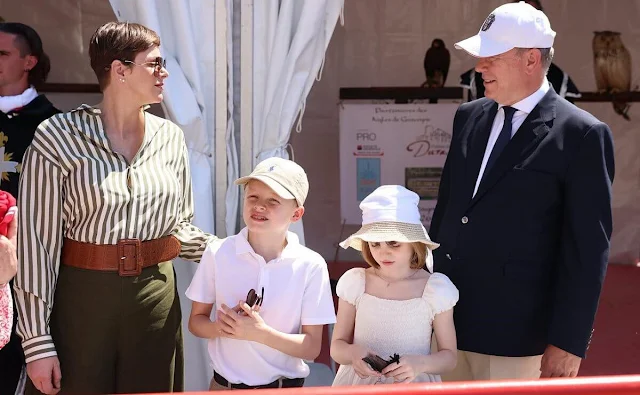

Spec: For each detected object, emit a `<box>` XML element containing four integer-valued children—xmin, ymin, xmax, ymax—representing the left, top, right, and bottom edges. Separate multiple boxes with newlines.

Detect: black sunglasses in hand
<box><xmin>362</xmin><ymin>353</ymin><xmax>400</xmax><ymax>373</ymax></box>
<box><xmin>245</xmin><ymin>287</ymin><xmax>264</xmax><ymax>309</ymax></box>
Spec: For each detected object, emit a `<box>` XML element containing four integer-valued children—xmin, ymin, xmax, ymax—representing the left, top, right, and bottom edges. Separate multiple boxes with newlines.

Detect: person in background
<box><xmin>0</xmin><ymin>22</ymin><xmax>59</xmax><ymax>395</ymax></box>
<box><xmin>0</xmin><ymin>206</ymin><xmax>18</xmax><ymax>351</ymax></box>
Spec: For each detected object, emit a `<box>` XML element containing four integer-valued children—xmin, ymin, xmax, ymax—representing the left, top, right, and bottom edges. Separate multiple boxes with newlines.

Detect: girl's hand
<box><xmin>382</xmin><ymin>355</ymin><xmax>423</xmax><ymax>383</ymax></box>
<box><xmin>350</xmin><ymin>345</ymin><xmax>382</xmax><ymax>379</ymax></box>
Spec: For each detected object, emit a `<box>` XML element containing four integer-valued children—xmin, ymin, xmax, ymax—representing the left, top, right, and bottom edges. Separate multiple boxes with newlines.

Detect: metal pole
<box><xmin>239</xmin><ymin>0</ymin><xmax>254</xmax><ymax>228</ymax></box>
<box><xmin>214</xmin><ymin>0</ymin><xmax>228</xmax><ymax>237</ymax></box>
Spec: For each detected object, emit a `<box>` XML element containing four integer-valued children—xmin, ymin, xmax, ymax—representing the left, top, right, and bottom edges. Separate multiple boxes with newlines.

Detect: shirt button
<box><xmin>461</xmin><ymin>216</ymin><xmax>469</xmax><ymax>224</ymax></box>
<box><xmin>446</xmin><ymin>253</ymin><xmax>452</xmax><ymax>260</ymax></box>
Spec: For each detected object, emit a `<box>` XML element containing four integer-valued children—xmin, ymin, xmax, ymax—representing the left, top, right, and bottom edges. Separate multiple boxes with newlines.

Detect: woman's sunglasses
<box><xmin>106</xmin><ymin>57</ymin><xmax>167</xmax><ymax>76</ymax></box>
<box><xmin>123</xmin><ymin>57</ymin><xmax>167</xmax><ymax>75</ymax></box>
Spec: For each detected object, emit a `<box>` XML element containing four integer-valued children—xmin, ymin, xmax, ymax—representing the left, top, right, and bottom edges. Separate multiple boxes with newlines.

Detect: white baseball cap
<box><xmin>235</xmin><ymin>157</ymin><xmax>309</xmax><ymax>206</ymax></box>
<box><xmin>455</xmin><ymin>1</ymin><xmax>556</xmax><ymax>58</ymax></box>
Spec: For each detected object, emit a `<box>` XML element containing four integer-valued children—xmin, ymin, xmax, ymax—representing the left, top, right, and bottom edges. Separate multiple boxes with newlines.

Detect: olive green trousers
<box><xmin>25</xmin><ymin>261</ymin><xmax>184</xmax><ymax>394</ymax></box>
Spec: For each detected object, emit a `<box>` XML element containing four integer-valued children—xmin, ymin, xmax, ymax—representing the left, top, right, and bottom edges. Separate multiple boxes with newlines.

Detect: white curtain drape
<box><xmin>250</xmin><ymin>0</ymin><xmax>344</xmax><ymax>242</ymax></box>
<box><xmin>108</xmin><ymin>0</ymin><xmax>343</xmax><ymax>389</ymax></box>
<box><xmin>108</xmin><ymin>0</ymin><xmax>221</xmax><ymax>390</ymax></box>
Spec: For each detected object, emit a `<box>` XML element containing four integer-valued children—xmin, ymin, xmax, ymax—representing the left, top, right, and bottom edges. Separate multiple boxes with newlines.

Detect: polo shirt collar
<box><xmin>235</xmin><ymin>227</ymin><xmax>300</xmax><ymax>259</ymax></box>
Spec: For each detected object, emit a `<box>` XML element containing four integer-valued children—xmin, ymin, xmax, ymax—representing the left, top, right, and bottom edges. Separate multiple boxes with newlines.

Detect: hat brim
<box><xmin>340</xmin><ymin>222</ymin><xmax>440</xmax><ymax>251</ymax></box>
<box><xmin>235</xmin><ymin>175</ymin><xmax>296</xmax><ymax>201</ymax></box>
<box><xmin>454</xmin><ymin>34</ymin><xmax>514</xmax><ymax>58</ymax></box>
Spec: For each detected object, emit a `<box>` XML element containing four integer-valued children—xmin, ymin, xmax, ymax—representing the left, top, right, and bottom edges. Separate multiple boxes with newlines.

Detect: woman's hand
<box><xmin>27</xmin><ymin>356</ymin><xmax>62</xmax><ymax>394</ymax></box>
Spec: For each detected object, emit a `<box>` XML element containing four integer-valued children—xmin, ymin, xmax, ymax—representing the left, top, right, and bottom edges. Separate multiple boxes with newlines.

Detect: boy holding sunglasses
<box><xmin>186</xmin><ymin>157</ymin><xmax>336</xmax><ymax>390</ymax></box>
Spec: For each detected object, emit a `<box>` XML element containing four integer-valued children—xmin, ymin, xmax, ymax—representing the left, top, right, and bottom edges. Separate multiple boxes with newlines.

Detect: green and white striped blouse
<box><xmin>15</xmin><ymin>105</ymin><xmax>217</xmax><ymax>362</ymax></box>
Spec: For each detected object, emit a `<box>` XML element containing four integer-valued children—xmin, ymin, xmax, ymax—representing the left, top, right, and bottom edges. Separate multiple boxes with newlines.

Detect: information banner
<box><xmin>339</xmin><ymin>103</ymin><xmax>457</xmax><ymax>227</ymax></box>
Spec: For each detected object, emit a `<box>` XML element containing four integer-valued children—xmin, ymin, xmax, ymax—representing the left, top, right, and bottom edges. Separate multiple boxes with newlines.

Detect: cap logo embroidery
<box><xmin>268</xmin><ymin>165</ymin><xmax>275</xmax><ymax>171</ymax></box>
<box><xmin>481</xmin><ymin>13</ymin><xmax>495</xmax><ymax>31</ymax></box>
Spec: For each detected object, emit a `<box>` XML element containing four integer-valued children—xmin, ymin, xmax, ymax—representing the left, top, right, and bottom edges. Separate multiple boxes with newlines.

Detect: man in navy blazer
<box><xmin>430</xmin><ymin>2</ymin><xmax>615</xmax><ymax>380</ymax></box>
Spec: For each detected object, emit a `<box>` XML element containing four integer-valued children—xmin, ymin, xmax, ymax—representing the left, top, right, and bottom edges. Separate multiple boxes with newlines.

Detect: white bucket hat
<box><xmin>455</xmin><ymin>1</ymin><xmax>556</xmax><ymax>58</ymax></box>
<box><xmin>340</xmin><ymin>185</ymin><xmax>439</xmax><ymax>272</ymax></box>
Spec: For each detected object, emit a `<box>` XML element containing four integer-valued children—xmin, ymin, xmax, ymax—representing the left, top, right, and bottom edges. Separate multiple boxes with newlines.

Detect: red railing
<box><xmin>134</xmin><ymin>375</ymin><xmax>640</xmax><ymax>394</ymax></box>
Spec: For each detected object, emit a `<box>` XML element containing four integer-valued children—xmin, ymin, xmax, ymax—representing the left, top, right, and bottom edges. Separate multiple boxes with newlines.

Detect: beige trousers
<box><xmin>209</xmin><ymin>377</ymin><xmax>232</xmax><ymax>391</ymax></box>
<box><xmin>442</xmin><ymin>350</ymin><xmax>542</xmax><ymax>381</ymax></box>
<box><xmin>432</xmin><ymin>335</ymin><xmax>542</xmax><ymax>381</ymax></box>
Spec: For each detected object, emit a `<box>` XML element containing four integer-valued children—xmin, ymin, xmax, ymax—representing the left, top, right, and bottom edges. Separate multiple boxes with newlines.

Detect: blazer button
<box><xmin>461</xmin><ymin>216</ymin><xmax>469</xmax><ymax>224</ymax></box>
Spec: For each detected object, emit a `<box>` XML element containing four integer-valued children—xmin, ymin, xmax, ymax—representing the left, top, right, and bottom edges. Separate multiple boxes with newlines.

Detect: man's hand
<box><xmin>27</xmin><ymin>356</ymin><xmax>62</xmax><ymax>394</ymax></box>
<box><xmin>540</xmin><ymin>344</ymin><xmax>581</xmax><ymax>378</ymax></box>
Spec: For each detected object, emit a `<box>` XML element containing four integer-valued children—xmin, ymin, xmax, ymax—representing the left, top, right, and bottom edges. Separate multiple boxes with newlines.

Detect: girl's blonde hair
<box><xmin>361</xmin><ymin>241</ymin><xmax>427</xmax><ymax>269</ymax></box>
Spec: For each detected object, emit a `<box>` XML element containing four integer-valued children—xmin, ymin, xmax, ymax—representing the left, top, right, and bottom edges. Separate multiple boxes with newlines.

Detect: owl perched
<box><xmin>423</xmin><ymin>39</ymin><xmax>450</xmax><ymax>88</ymax></box>
<box><xmin>593</xmin><ymin>31</ymin><xmax>632</xmax><ymax>120</ymax></box>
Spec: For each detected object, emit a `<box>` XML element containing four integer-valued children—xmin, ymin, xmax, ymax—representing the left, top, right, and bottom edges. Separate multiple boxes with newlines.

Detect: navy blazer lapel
<box><xmin>469</xmin><ymin>89</ymin><xmax>558</xmax><ymax>208</ymax></box>
<box><xmin>462</xmin><ymin>101</ymin><xmax>498</xmax><ymax>203</ymax></box>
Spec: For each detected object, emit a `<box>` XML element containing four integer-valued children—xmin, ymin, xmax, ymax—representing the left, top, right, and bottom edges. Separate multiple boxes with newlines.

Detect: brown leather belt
<box><xmin>61</xmin><ymin>236</ymin><xmax>181</xmax><ymax>277</ymax></box>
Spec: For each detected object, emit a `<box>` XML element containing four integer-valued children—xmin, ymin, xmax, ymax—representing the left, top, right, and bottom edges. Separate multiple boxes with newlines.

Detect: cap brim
<box><xmin>454</xmin><ymin>34</ymin><xmax>514</xmax><ymax>57</ymax></box>
<box><xmin>234</xmin><ymin>175</ymin><xmax>296</xmax><ymax>201</ymax></box>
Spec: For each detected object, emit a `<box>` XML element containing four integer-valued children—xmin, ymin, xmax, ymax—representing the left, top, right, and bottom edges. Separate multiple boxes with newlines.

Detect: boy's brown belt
<box><xmin>61</xmin><ymin>236</ymin><xmax>181</xmax><ymax>277</ymax></box>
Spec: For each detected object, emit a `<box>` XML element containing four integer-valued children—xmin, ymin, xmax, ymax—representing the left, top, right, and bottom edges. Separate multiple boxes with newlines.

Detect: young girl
<box><xmin>330</xmin><ymin>185</ymin><xmax>458</xmax><ymax>385</ymax></box>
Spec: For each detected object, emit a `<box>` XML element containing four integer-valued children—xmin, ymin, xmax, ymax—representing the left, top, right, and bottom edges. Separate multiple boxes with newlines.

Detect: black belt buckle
<box><xmin>118</xmin><ymin>239</ymin><xmax>142</xmax><ymax>276</ymax></box>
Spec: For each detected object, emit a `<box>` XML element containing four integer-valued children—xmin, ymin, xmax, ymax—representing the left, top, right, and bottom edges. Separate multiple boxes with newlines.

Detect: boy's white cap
<box><xmin>340</xmin><ymin>185</ymin><xmax>439</xmax><ymax>272</ymax></box>
<box><xmin>455</xmin><ymin>1</ymin><xmax>555</xmax><ymax>57</ymax></box>
<box><xmin>235</xmin><ymin>157</ymin><xmax>309</xmax><ymax>206</ymax></box>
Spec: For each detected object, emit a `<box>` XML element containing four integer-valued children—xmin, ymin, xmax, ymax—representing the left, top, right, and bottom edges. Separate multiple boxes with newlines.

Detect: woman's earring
<box><xmin>120</xmin><ymin>78</ymin><xmax>125</xmax><ymax>83</ymax></box>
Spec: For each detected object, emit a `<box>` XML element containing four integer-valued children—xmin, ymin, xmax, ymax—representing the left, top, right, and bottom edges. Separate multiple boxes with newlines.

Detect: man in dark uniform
<box><xmin>0</xmin><ymin>22</ymin><xmax>59</xmax><ymax>395</ymax></box>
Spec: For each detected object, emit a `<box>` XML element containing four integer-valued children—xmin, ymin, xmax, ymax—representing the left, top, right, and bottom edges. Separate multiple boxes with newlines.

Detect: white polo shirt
<box><xmin>185</xmin><ymin>227</ymin><xmax>336</xmax><ymax>386</ymax></box>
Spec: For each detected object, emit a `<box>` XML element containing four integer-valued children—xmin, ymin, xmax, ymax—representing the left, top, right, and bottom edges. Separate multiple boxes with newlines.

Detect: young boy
<box><xmin>186</xmin><ymin>157</ymin><xmax>336</xmax><ymax>390</ymax></box>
